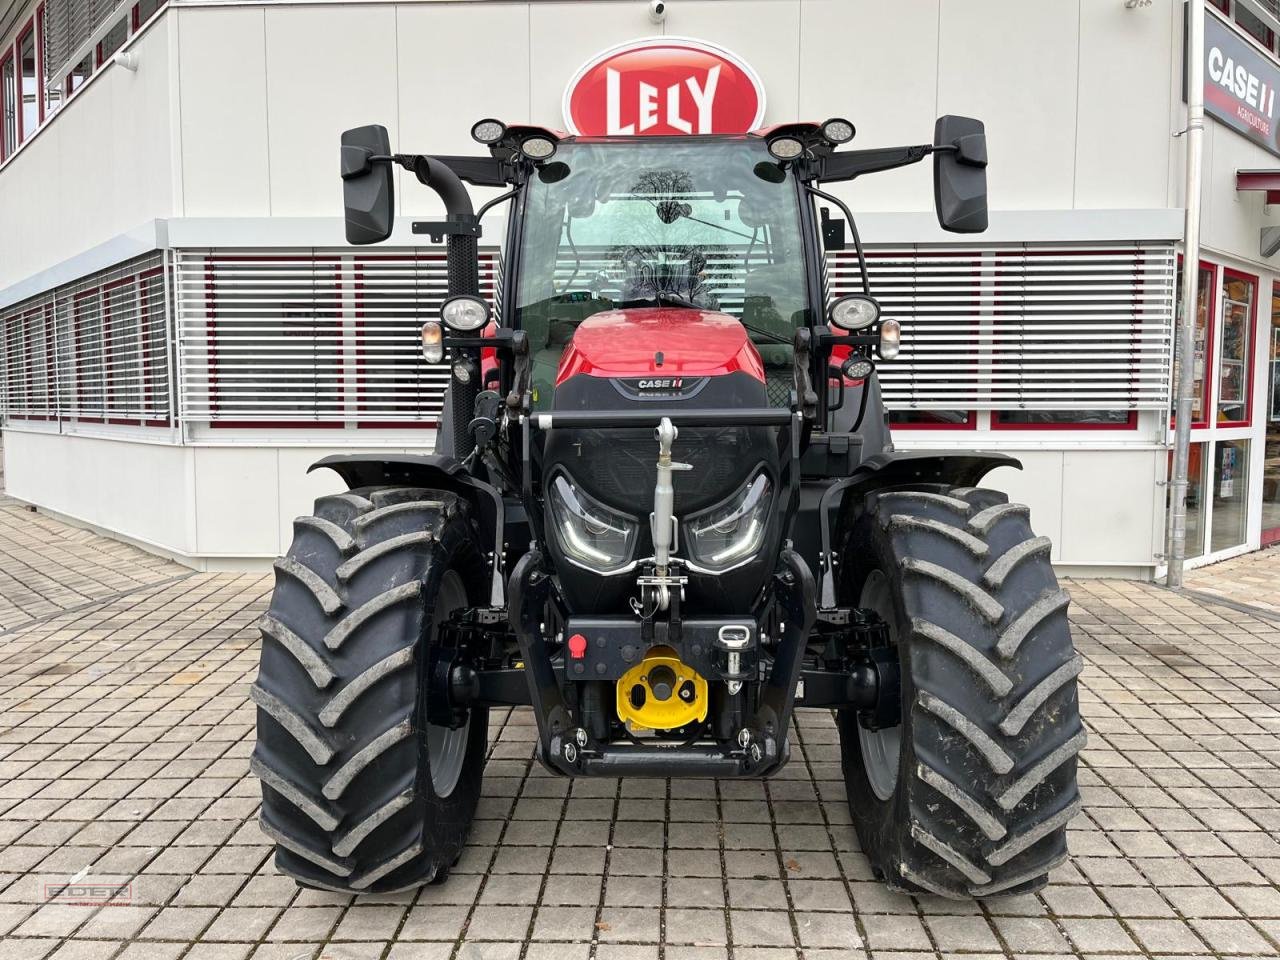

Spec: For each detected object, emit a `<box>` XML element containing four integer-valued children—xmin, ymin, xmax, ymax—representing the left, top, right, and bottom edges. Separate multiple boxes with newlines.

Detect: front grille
<box><xmin>552</xmin><ymin>426</ymin><xmax>762</xmax><ymax>516</ymax></box>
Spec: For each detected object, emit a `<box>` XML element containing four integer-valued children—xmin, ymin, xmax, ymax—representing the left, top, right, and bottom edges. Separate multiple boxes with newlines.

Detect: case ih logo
<box><xmin>563</xmin><ymin>37</ymin><xmax>766</xmax><ymax>137</ymax></box>
<box><xmin>614</xmin><ymin>376</ymin><xmax>705</xmax><ymax>400</ymax></box>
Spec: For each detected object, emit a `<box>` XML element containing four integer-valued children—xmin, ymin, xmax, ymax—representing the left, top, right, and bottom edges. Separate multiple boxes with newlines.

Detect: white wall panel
<box><xmin>2</xmin><ymin>429</ymin><xmax>194</xmax><ymax>553</ymax></box>
<box><xmin>937</xmin><ymin>0</ymin><xmax>1079</xmax><ymax>211</ymax></box>
<box><xmin>177</xmin><ymin>7</ymin><xmax>270</xmax><ymax>216</ymax></box>
<box><xmin>193</xmin><ymin>446</ymin><xmax>280</xmax><ymax>555</ymax></box>
<box><xmin>798</xmin><ymin>0</ymin><xmax>938</xmax><ymax>213</ymax></box>
<box><xmin>264</xmin><ymin>5</ymin><xmax>399</xmax><ymax>217</ymax></box>
<box><xmin>0</xmin><ymin>21</ymin><xmax>174</xmax><ymax>289</ymax></box>
<box><xmin>529</xmin><ymin>1</ymin><xmax>661</xmax><ymax>128</ymax></box>
<box><xmin>666</xmin><ymin>1</ymin><xmax>800</xmax><ymax>122</ymax></box>
<box><xmin>1075</xmin><ymin>0</ymin><xmax>1173</xmax><ymax>209</ymax></box>
<box><xmin>395</xmin><ymin>2</ymin><xmax>530</xmax><ymax>218</ymax></box>
<box><xmin>981</xmin><ymin>453</ymin><xmax>1065</xmax><ymax>562</ymax></box>
<box><xmin>1202</xmin><ymin>114</ymin><xmax>1280</xmax><ymax>267</ymax></box>
<box><xmin>1059</xmin><ymin>449</ymin><xmax>1163</xmax><ymax>565</ymax></box>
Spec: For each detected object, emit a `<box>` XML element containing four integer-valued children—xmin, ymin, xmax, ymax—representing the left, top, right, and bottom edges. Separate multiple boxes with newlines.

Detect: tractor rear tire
<box><xmin>251</xmin><ymin>486</ymin><xmax>488</xmax><ymax>893</ymax></box>
<box><xmin>838</xmin><ymin>486</ymin><xmax>1084</xmax><ymax>898</ymax></box>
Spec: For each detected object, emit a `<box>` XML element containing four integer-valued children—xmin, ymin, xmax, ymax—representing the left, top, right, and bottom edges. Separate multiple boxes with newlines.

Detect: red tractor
<box><xmin>251</xmin><ymin>116</ymin><xmax>1083</xmax><ymax>899</ymax></box>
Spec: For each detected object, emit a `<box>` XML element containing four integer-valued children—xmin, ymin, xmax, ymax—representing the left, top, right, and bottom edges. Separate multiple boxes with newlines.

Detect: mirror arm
<box><xmin>806</xmin><ymin>185</ymin><xmax>870</xmax><ymax>297</ymax></box>
<box><xmin>816</xmin><ymin>143</ymin><xmax>934</xmax><ymax>184</ymax></box>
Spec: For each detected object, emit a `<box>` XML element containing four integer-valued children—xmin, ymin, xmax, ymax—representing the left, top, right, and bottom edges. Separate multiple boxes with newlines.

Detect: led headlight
<box><xmin>841</xmin><ymin>356</ymin><xmax>874</xmax><ymax>381</ymax></box>
<box><xmin>471</xmin><ymin>118</ymin><xmax>507</xmax><ymax>145</ymax></box>
<box><xmin>548</xmin><ymin>475</ymin><xmax>638</xmax><ymax>574</ymax></box>
<box><xmin>767</xmin><ymin>136</ymin><xmax>804</xmax><ymax>161</ymax></box>
<box><xmin>521</xmin><ymin>135</ymin><xmax>557</xmax><ymax>160</ymax></box>
<box><xmin>440</xmin><ymin>294</ymin><xmax>490</xmax><ymax>332</ymax></box>
<box><xmin>830</xmin><ymin>294</ymin><xmax>880</xmax><ymax>330</ymax></box>
<box><xmin>821</xmin><ymin>117</ymin><xmax>856</xmax><ymax>144</ymax></box>
<box><xmin>684</xmin><ymin>472</ymin><xmax>773</xmax><ymax>572</ymax></box>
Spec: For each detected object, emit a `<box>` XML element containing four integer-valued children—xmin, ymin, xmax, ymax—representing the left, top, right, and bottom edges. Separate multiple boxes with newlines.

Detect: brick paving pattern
<box><xmin>0</xmin><ymin>443</ymin><xmax>190</xmax><ymax>635</ymax></box>
<box><xmin>2</xmin><ymin>446</ymin><xmax>1280</xmax><ymax>957</ymax></box>
<box><xmin>1186</xmin><ymin>546</ymin><xmax>1280</xmax><ymax>617</ymax></box>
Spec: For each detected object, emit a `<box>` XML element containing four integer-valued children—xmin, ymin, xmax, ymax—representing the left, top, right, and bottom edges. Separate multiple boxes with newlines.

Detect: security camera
<box><xmin>649</xmin><ymin>1</ymin><xmax>667</xmax><ymax>24</ymax></box>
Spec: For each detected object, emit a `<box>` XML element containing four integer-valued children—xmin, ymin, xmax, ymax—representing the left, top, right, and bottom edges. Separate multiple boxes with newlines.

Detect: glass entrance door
<box><xmin>1262</xmin><ymin>285</ymin><xmax>1280</xmax><ymax>545</ymax></box>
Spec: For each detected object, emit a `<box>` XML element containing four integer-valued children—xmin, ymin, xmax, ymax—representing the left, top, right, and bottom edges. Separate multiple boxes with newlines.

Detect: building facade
<box><xmin>0</xmin><ymin>0</ymin><xmax>1274</xmax><ymax>575</ymax></box>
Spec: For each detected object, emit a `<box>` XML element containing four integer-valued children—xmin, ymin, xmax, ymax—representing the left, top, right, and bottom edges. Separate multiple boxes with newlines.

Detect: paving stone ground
<box><xmin>2</xmin><ymin>444</ymin><xmax>1280</xmax><ymax>959</ymax></box>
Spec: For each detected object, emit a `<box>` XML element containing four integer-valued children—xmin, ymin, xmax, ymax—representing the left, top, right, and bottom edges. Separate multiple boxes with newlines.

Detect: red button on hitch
<box><xmin>568</xmin><ymin>633</ymin><xmax>588</xmax><ymax>659</ymax></box>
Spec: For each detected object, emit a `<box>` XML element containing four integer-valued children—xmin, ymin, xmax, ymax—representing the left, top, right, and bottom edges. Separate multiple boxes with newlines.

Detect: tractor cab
<box><xmin>510</xmin><ymin>135</ymin><xmax>812</xmax><ymax>409</ymax></box>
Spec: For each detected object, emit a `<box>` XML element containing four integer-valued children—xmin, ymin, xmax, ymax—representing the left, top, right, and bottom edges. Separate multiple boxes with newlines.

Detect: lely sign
<box><xmin>563</xmin><ymin>37</ymin><xmax>766</xmax><ymax>137</ymax></box>
<box><xmin>1199</xmin><ymin>7</ymin><xmax>1280</xmax><ymax>156</ymax></box>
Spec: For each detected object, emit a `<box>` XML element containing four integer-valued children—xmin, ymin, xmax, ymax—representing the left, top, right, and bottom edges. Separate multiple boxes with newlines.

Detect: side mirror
<box><xmin>341</xmin><ymin>125</ymin><xmax>394</xmax><ymax>245</ymax></box>
<box><xmin>933</xmin><ymin>115</ymin><xmax>988</xmax><ymax>234</ymax></box>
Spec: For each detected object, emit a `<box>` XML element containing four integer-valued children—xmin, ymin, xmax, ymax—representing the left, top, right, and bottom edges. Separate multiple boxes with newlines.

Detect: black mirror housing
<box><xmin>341</xmin><ymin>125</ymin><xmax>394</xmax><ymax>245</ymax></box>
<box><xmin>933</xmin><ymin>115</ymin><xmax>988</xmax><ymax>234</ymax></box>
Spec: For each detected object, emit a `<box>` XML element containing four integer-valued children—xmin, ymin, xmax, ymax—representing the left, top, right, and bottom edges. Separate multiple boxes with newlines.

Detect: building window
<box><xmin>72</xmin><ymin>289</ymin><xmax>105</xmax><ymax>419</ymax></box>
<box><xmin>1211</xmin><ymin>1</ymin><xmax>1279</xmax><ymax>55</ymax></box>
<box><xmin>1211</xmin><ymin>438</ymin><xmax>1251</xmax><ymax>552</ymax></box>
<box><xmin>1236</xmin><ymin>5</ymin><xmax>1276</xmax><ymax>51</ymax></box>
<box><xmin>1170</xmin><ymin>441</ymin><xmax>1209</xmax><ymax>561</ymax></box>
<box><xmin>888</xmin><ymin>410</ymin><xmax>974</xmax><ymax>429</ymax></box>
<box><xmin>993</xmin><ymin>410</ymin><xmax>1136</xmax><ymax>429</ymax></box>
<box><xmin>38</xmin><ymin>5</ymin><xmax>60</xmax><ymax>117</ymax></box>
<box><xmin>1175</xmin><ymin>259</ymin><xmax>1215</xmax><ymax>427</ymax></box>
<box><xmin>133</xmin><ymin>0</ymin><xmax>165</xmax><ymax>29</ymax></box>
<box><xmin>97</xmin><ymin>17</ymin><xmax>128</xmax><ymax>67</ymax></box>
<box><xmin>1</xmin><ymin>50</ymin><xmax>15</xmax><ymax>160</ymax></box>
<box><xmin>1219</xmin><ymin>271</ymin><xmax>1256</xmax><ymax>425</ymax></box>
<box><xmin>66</xmin><ymin>53</ymin><xmax>92</xmax><ymax>95</ymax></box>
<box><xmin>17</xmin><ymin>22</ymin><xmax>38</xmax><ymax>141</ymax></box>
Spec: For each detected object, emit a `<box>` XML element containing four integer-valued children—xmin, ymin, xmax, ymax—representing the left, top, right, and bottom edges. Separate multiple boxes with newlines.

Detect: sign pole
<box><xmin>1168</xmin><ymin>0</ymin><xmax>1205</xmax><ymax>588</ymax></box>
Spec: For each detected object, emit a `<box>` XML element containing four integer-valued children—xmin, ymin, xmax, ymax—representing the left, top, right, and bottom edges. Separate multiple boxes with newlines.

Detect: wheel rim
<box><xmin>858</xmin><ymin>569</ymin><xmax>902</xmax><ymax>802</ymax></box>
<box><xmin>428</xmin><ymin>569</ymin><xmax>471</xmax><ymax>799</ymax></box>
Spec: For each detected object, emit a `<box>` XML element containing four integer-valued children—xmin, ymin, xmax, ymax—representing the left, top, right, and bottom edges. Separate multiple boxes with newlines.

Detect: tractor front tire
<box><xmin>838</xmin><ymin>487</ymin><xmax>1084</xmax><ymax>898</ymax></box>
<box><xmin>251</xmin><ymin>486</ymin><xmax>488</xmax><ymax>893</ymax></box>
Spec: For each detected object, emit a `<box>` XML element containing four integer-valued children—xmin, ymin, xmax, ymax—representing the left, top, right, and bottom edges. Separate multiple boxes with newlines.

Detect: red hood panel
<box><xmin>555</xmin><ymin>308</ymin><xmax>765</xmax><ymax>384</ymax></box>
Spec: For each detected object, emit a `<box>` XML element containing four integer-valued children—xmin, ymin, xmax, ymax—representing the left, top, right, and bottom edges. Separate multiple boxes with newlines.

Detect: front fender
<box><xmin>816</xmin><ymin>450</ymin><xmax>1021</xmax><ymax>607</ymax></box>
<box><xmin>308</xmin><ymin>454</ymin><xmax>506</xmax><ymax>606</ymax></box>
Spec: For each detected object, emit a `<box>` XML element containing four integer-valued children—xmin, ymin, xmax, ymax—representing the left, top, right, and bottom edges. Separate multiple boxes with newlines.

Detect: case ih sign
<box><xmin>563</xmin><ymin>37</ymin><xmax>766</xmax><ymax>137</ymax></box>
<box><xmin>1198</xmin><ymin>7</ymin><xmax>1280</xmax><ymax>157</ymax></box>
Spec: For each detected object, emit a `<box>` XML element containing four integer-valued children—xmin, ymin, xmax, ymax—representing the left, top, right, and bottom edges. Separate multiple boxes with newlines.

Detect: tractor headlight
<box><xmin>471</xmin><ymin>118</ymin><xmax>507</xmax><ymax>145</ymax></box>
<box><xmin>440</xmin><ymin>295</ymin><xmax>490</xmax><ymax>332</ymax></box>
<box><xmin>548</xmin><ymin>475</ymin><xmax>638</xmax><ymax>574</ymax></box>
<box><xmin>830</xmin><ymin>294</ymin><xmax>880</xmax><ymax>330</ymax></box>
<box><xmin>684</xmin><ymin>472</ymin><xmax>773</xmax><ymax>572</ymax></box>
<box><xmin>767</xmin><ymin>136</ymin><xmax>804</xmax><ymax>161</ymax></box>
<box><xmin>521</xmin><ymin>135</ymin><xmax>557</xmax><ymax>160</ymax></box>
<box><xmin>821</xmin><ymin>117</ymin><xmax>856</xmax><ymax>144</ymax></box>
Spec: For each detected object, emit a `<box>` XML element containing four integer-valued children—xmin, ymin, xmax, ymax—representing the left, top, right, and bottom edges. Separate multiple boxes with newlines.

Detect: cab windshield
<box><xmin>515</xmin><ymin>138</ymin><xmax>811</xmax><ymax>359</ymax></box>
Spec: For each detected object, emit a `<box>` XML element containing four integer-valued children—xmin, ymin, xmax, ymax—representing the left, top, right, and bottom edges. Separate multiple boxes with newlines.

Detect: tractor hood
<box><xmin>554</xmin><ymin>307</ymin><xmax>766</xmax><ymax>384</ymax></box>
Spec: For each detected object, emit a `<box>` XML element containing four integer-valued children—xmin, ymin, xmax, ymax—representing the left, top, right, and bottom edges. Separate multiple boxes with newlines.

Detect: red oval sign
<box><xmin>563</xmin><ymin>37</ymin><xmax>766</xmax><ymax>137</ymax></box>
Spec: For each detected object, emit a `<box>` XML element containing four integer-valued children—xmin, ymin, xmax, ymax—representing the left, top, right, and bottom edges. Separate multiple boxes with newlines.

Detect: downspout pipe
<box><xmin>1167</xmin><ymin>1</ymin><xmax>1205</xmax><ymax>588</ymax></box>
